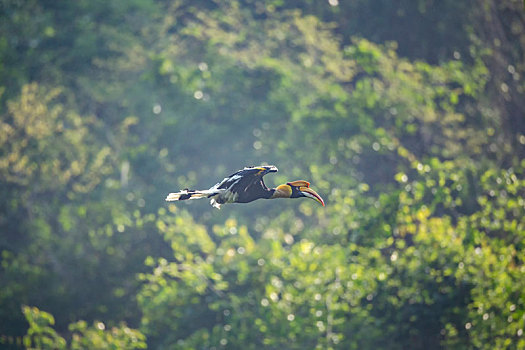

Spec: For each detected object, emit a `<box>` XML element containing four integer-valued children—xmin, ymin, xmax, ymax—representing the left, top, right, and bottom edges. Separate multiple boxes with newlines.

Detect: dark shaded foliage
<box><xmin>1</xmin><ymin>0</ymin><xmax>524</xmax><ymax>348</ymax></box>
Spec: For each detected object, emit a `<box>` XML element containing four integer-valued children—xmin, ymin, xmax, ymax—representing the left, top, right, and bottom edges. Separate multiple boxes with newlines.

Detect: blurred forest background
<box><xmin>1</xmin><ymin>0</ymin><xmax>525</xmax><ymax>349</ymax></box>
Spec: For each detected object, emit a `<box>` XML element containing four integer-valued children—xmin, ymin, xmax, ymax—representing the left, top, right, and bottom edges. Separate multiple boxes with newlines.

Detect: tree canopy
<box><xmin>1</xmin><ymin>0</ymin><xmax>524</xmax><ymax>349</ymax></box>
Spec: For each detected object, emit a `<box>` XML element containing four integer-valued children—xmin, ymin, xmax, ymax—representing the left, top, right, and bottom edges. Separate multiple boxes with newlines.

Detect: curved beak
<box><xmin>300</xmin><ymin>187</ymin><xmax>325</xmax><ymax>206</ymax></box>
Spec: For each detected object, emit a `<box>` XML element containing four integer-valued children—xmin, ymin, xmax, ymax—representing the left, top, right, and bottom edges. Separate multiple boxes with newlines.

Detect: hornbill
<box><xmin>165</xmin><ymin>165</ymin><xmax>325</xmax><ymax>209</ymax></box>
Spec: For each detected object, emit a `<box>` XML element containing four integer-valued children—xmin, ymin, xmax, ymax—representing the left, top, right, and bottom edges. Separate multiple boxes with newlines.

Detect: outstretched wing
<box><xmin>212</xmin><ymin>165</ymin><xmax>278</xmax><ymax>193</ymax></box>
<box><xmin>167</xmin><ymin>165</ymin><xmax>279</xmax><ymax>209</ymax></box>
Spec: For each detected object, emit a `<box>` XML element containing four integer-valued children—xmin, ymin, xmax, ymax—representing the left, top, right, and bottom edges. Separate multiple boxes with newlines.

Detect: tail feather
<box><xmin>165</xmin><ymin>189</ymin><xmax>217</xmax><ymax>202</ymax></box>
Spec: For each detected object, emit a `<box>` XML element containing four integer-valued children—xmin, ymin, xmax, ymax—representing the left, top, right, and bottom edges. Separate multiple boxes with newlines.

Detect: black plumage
<box><xmin>214</xmin><ymin>166</ymin><xmax>277</xmax><ymax>203</ymax></box>
<box><xmin>165</xmin><ymin>165</ymin><xmax>324</xmax><ymax>209</ymax></box>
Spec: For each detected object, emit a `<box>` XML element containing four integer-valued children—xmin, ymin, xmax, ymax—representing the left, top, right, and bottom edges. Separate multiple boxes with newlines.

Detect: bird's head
<box><xmin>272</xmin><ymin>180</ymin><xmax>325</xmax><ymax>206</ymax></box>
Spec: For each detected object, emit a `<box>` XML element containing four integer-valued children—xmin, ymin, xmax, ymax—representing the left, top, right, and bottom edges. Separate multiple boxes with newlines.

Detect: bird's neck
<box><xmin>266</xmin><ymin>189</ymin><xmax>277</xmax><ymax>199</ymax></box>
<box><xmin>269</xmin><ymin>184</ymin><xmax>292</xmax><ymax>199</ymax></box>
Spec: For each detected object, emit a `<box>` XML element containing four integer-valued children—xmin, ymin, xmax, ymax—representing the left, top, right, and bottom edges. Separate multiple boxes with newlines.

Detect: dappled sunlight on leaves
<box><xmin>1</xmin><ymin>0</ymin><xmax>525</xmax><ymax>349</ymax></box>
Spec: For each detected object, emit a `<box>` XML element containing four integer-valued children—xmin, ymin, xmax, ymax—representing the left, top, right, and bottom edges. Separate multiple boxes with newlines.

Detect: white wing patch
<box><xmin>210</xmin><ymin>198</ymin><xmax>221</xmax><ymax>209</ymax></box>
<box><xmin>209</xmin><ymin>191</ymin><xmax>237</xmax><ymax>209</ymax></box>
<box><xmin>210</xmin><ymin>175</ymin><xmax>242</xmax><ymax>191</ymax></box>
<box><xmin>170</xmin><ymin>165</ymin><xmax>277</xmax><ymax>209</ymax></box>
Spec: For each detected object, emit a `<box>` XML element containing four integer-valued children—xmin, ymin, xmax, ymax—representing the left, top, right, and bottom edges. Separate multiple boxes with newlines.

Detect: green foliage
<box><xmin>22</xmin><ymin>306</ymin><xmax>66</xmax><ymax>350</ymax></box>
<box><xmin>21</xmin><ymin>306</ymin><xmax>146</xmax><ymax>350</ymax></box>
<box><xmin>0</xmin><ymin>83</ymin><xmax>112</xmax><ymax>193</ymax></box>
<box><xmin>68</xmin><ymin>320</ymin><xmax>146</xmax><ymax>350</ymax></box>
<box><xmin>1</xmin><ymin>0</ymin><xmax>525</xmax><ymax>349</ymax></box>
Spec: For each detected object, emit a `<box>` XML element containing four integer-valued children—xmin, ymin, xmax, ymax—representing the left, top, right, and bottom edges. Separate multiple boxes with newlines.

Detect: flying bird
<box><xmin>165</xmin><ymin>165</ymin><xmax>325</xmax><ymax>209</ymax></box>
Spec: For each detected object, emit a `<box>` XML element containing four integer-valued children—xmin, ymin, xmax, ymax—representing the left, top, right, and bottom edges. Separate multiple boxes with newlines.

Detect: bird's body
<box><xmin>165</xmin><ymin>165</ymin><xmax>324</xmax><ymax>209</ymax></box>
